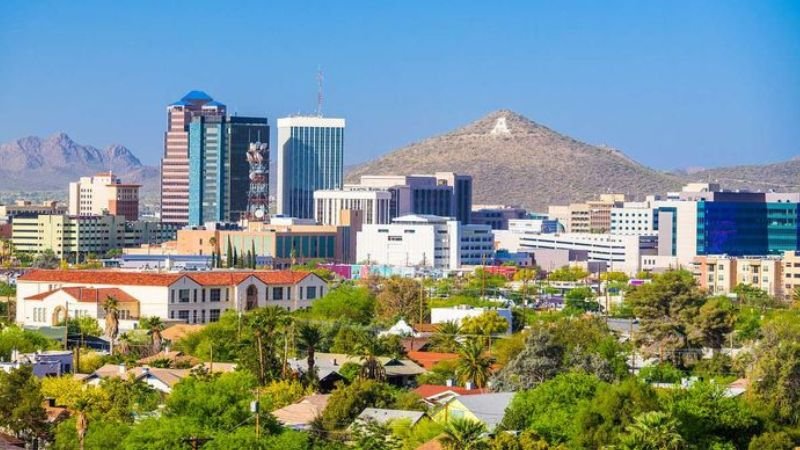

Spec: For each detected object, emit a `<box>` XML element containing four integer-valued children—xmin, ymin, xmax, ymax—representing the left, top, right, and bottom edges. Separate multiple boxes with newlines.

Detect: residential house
<box><xmin>353</xmin><ymin>408</ymin><xmax>426</xmax><ymax>428</ymax></box>
<box><xmin>272</xmin><ymin>394</ymin><xmax>331</xmax><ymax>430</ymax></box>
<box><xmin>287</xmin><ymin>353</ymin><xmax>426</xmax><ymax>389</ymax></box>
<box><xmin>412</xmin><ymin>384</ymin><xmax>489</xmax><ymax>407</ymax></box>
<box><xmin>432</xmin><ymin>392</ymin><xmax>515</xmax><ymax>431</ymax></box>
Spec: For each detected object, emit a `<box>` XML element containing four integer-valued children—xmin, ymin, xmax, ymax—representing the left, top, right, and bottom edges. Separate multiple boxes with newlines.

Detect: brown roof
<box><xmin>161</xmin><ymin>324</ymin><xmax>205</xmax><ymax>342</ymax></box>
<box><xmin>407</xmin><ymin>351</ymin><xmax>459</xmax><ymax>370</ymax></box>
<box><xmin>26</xmin><ymin>287</ymin><xmax>140</xmax><ymax>303</ymax></box>
<box><xmin>19</xmin><ymin>269</ymin><xmax>314</xmax><ymax>288</ymax></box>
<box><xmin>416</xmin><ymin>437</ymin><xmax>444</xmax><ymax>450</ymax></box>
<box><xmin>413</xmin><ymin>323</ymin><xmax>438</xmax><ymax>333</ymax></box>
<box><xmin>272</xmin><ymin>394</ymin><xmax>331</xmax><ymax>427</ymax></box>
<box><xmin>44</xmin><ymin>405</ymin><xmax>69</xmax><ymax>423</ymax></box>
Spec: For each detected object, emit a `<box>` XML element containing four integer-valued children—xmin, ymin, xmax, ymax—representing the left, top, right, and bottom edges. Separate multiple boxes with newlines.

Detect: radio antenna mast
<box><xmin>316</xmin><ymin>67</ymin><xmax>324</xmax><ymax>117</ymax></box>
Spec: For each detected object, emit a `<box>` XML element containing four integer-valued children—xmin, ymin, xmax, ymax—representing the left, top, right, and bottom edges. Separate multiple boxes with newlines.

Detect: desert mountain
<box><xmin>680</xmin><ymin>158</ymin><xmax>800</xmax><ymax>192</ymax></box>
<box><xmin>0</xmin><ymin>133</ymin><xmax>159</xmax><ymax>191</ymax></box>
<box><xmin>346</xmin><ymin>110</ymin><xmax>685</xmax><ymax>210</ymax></box>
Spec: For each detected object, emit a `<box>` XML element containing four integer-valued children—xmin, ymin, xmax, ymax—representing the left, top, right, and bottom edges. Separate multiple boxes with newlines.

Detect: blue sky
<box><xmin>1</xmin><ymin>1</ymin><xmax>798</xmax><ymax>169</ymax></box>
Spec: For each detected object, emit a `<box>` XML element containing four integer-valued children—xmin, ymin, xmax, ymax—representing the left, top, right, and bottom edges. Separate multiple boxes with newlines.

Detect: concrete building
<box><xmin>692</xmin><ymin>255</ymin><xmax>784</xmax><ymax>298</ymax></box>
<box><xmin>782</xmin><ymin>251</ymin><xmax>800</xmax><ymax>301</ymax></box>
<box><xmin>276</xmin><ymin>116</ymin><xmax>345</xmax><ymax>219</ymax></box>
<box><xmin>357</xmin><ymin>173</ymin><xmax>473</xmax><ymax>224</ymax></box>
<box><xmin>68</xmin><ymin>172</ymin><xmax>140</xmax><ymax>220</ymax></box>
<box><xmin>188</xmin><ymin>114</ymin><xmax>269</xmax><ymax>225</ymax></box>
<box><xmin>174</xmin><ymin>213</ymin><xmax>360</xmax><ymax>267</ymax></box>
<box><xmin>161</xmin><ymin>91</ymin><xmax>226</xmax><ymax>225</ymax></box>
<box><xmin>548</xmin><ymin>194</ymin><xmax>625</xmax><ymax>233</ymax></box>
<box><xmin>357</xmin><ymin>214</ymin><xmax>493</xmax><ymax>270</ymax></box>
<box><xmin>0</xmin><ymin>201</ymin><xmax>66</xmax><ymax>221</ymax></box>
<box><xmin>313</xmin><ymin>188</ymin><xmax>391</xmax><ymax>226</ymax></box>
<box><xmin>16</xmin><ymin>269</ymin><xmax>329</xmax><ymax>329</ymax></box>
<box><xmin>610</xmin><ymin>198</ymin><xmax>660</xmax><ymax>236</ymax></box>
<box><xmin>12</xmin><ymin>214</ymin><xmax>177</xmax><ymax>260</ymax></box>
<box><xmin>470</xmin><ymin>205</ymin><xmax>527</xmax><ymax>230</ymax></box>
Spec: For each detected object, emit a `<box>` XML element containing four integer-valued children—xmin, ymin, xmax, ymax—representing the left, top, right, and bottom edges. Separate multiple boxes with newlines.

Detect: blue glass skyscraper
<box><xmin>276</xmin><ymin>116</ymin><xmax>345</xmax><ymax>219</ymax></box>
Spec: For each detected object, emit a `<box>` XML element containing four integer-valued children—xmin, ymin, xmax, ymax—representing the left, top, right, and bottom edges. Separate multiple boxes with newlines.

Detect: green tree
<box><xmin>501</xmin><ymin>372</ymin><xmax>603</xmax><ymax>444</ymax></box>
<box><xmin>455</xmin><ymin>338</ymin><xmax>493</xmax><ymax>388</ymax></box>
<box><xmin>547</xmin><ymin>266</ymin><xmax>588</xmax><ymax>282</ymax></box>
<box><xmin>320</xmin><ymin>379</ymin><xmax>395</xmax><ymax>430</ymax></box>
<box><xmin>749</xmin><ymin>315</ymin><xmax>800</xmax><ymax>424</ymax></box>
<box><xmin>242</xmin><ymin>307</ymin><xmax>289</xmax><ymax>384</ymax></box>
<box><xmin>491</xmin><ymin>328</ymin><xmax>564</xmax><ymax>391</ymax></box>
<box><xmin>564</xmin><ymin>287</ymin><xmax>599</xmax><ymax>313</ymax></box>
<box><xmin>352</xmin><ymin>335</ymin><xmax>387</xmax><ymax>381</ymax></box>
<box><xmin>439</xmin><ymin>418</ymin><xmax>488</xmax><ymax>450</ymax></box>
<box><xmin>0</xmin><ymin>326</ymin><xmax>59</xmax><ymax>360</ymax></box>
<box><xmin>734</xmin><ymin>284</ymin><xmax>779</xmax><ymax>312</ymax></box>
<box><xmin>626</xmin><ymin>270</ymin><xmax>706</xmax><ymax>366</ymax></box>
<box><xmin>351</xmin><ymin>418</ymin><xmax>402</xmax><ymax>450</ymax></box>
<box><xmin>619</xmin><ymin>411</ymin><xmax>685</xmax><ymax>450</ymax></box>
<box><xmin>141</xmin><ymin>316</ymin><xmax>165</xmax><ymax>355</ymax></box>
<box><xmin>311</xmin><ymin>285</ymin><xmax>376</xmax><ymax>324</ymax></box>
<box><xmin>429</xmin><ymin>321</ymin><xmax>461</xmax><ymax>353</ymax></box>
<box><xmin>692</xmin><ymin>296</ymin><xmax>735</xmax><ymax>352</ymax></box>
<box><xmin>573</xmin><ymin>377</ymin><xmax>660</xmax><ymax>448</ymax></box>
<box><xmin>296</xmin><ymin>322</ymin><xmax>323</xmax><ymax>386</ymax></box>
<box><xmin>376</xmin><ymin>277</ymin><xmax>426</xmax><ymax>323</ymax></box>
<box><xmin>102</xmin><ymin>296</ymin><xmax>120</xmax><ymax>352</ymax></box>
<box><xmin>0</xmin><ymin>365</ymin><xmax>49</xmax><ymax>443</ymax></box>
<box><xmin>461</xmin><ymin>311</ymin><xmax>509</xmax><ymax>347</ymax></box>
<box><xmin>226</xmin><ymin>236</ymin><xmax>233</xmax><ymax>268</ymax></box>
<box><xmin>747</xmin><ymin>432</ymin><xmax>795</xmax><ymax>450</ymax></box>
<box><xmin>32</xmin><ymin>249</ymin><xmax>60</xmax><ymax>269</ymax></box>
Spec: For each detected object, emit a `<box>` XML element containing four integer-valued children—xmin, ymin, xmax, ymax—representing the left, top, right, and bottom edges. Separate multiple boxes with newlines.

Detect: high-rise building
<box><xmin>276</xmin><ymin>117</ymin><xmax>345</xmax><ymax>219</ymax></box>
<box><xmin>68</xmin><ymin>172</ymin><xmax>140</xmax><ymax>220</ymax></box>
<box><xmin>161</xmin><ymin>91</ymin><xmax>226</xmax><ymax>225</ymax></box>
<box><xmin>187</xmin><ymin>113</ymin><xmax>269</xmax><ymax>226</ymax></box>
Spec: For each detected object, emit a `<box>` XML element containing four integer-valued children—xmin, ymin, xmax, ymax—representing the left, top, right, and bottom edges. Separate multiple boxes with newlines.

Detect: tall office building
<box><xmin>188</xmin><ymin>114</ymin><xmax>269</xmax><ymax>226</ymax></box>
<box><xmin>161</xmin><ymin>91</ymin><xmax>225</xmax><ymax>225</ymax></box>
<box><xmin>276</xmin><ymin>116</ymin><xmax>345</xmax><ymax>219</ymax></box>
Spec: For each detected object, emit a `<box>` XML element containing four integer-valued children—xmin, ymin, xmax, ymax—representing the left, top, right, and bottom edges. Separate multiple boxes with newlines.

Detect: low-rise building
<box><xmin>0</xmin><ymin>350</ymin><xmax>74</xmax><ymax>377</ymax></box>
<box><xmin>68</xmin><ymin>172</ymin><xmax>140</xmax><ymax>220</ymax></box>
<box><xmin>692</xmin><ymin>255</ymin><xmax>783</xmax><ymax>298</ymax></box>
<box><xmin>12</xmin><ymin>214</ymin><xmax>177</xmax><ymax>260</ymax></box>
<box><xmin>470</xmin><ymin>205</ymin><xmax>527</xmax><ymax>230</ymax></box>
<box><xmin>15</xmin><ymin>269</ymin><xmax>328</xmax><ymax>329</ymax></box>
<box><xmin>357</xmin><ymin>215</ymin><xmax>493</xmax><ymax>270</ymax></box>
<box><xmin>782</xmin><ymin>251</ymin><xmax>800</xmax><ymax>300</ymax></box>
<box><xmin>548</xmin><ymin>194</ymin><xmax>625</xmax><ymax>233</ymax></box>
<box><xmin>0</xmin><ymin>200</ymin><xmax>66</xmax><ymax>221</ymax></box>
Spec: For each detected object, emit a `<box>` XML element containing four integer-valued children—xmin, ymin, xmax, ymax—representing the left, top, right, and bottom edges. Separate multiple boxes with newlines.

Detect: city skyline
<box><xmin>1</xmin><ymin>1</ymin><xmax>798</xmax><ymax>170</ymax></box>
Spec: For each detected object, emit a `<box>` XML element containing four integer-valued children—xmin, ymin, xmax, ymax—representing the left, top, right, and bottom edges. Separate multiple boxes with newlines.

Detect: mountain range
<box><xmin>2</xmin><ymin>115</ymin><xmax>798</xmax><ymax>210</ymax></box>
<box><xmin>346</xmin><ymin>110</ymin><xmax>800</xmax><ymax>210</ymax></box>
<box><xmin>0</xmin><ymin>133</ymin><xmax>159</xmax><ymax>192</ymax></box>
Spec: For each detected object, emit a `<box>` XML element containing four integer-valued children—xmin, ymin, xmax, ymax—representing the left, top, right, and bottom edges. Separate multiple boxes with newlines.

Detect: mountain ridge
<box><xmin>0</xmin><ymin>133</ymin><xmax>159</xmax><ymax>192</ymax></box>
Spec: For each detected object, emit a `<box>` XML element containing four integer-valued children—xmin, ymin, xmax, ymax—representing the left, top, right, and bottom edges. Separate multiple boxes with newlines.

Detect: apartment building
<box><xmin>692</xmin><ymin>255</ymin><xmax>783</xmax><ymax>298</ymax></box>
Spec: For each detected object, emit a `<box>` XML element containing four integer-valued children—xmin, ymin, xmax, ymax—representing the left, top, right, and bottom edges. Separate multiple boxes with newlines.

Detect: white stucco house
<box><xmin>16</xmin><ymin>269</ymin><xmax>328</xmax><ymax>330</ymax></box>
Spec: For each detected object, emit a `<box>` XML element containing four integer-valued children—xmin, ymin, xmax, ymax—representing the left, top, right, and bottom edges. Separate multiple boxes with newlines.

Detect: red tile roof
<box><xmin>412</xmin><ymin>384</ymin><xmax>488</xmax><ymax>399</ymax></box>
<box><xmin>407</xmin><ymin>351</ymin><xmax>459</xmax><ymax>370</ymax></box>
<box><xmin>25</xmin><ymin>287</ymin><xmax>140</xmax><ymax>303</ymax></box>
<box><xmin>18</xmin><ymin>269</ymin><xmax>315</xmax><ymax>287</ymax></box>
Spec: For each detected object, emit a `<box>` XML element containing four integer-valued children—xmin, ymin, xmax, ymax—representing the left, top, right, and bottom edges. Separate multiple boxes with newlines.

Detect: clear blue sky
<box><xmin>1</xmin><ymin>1</ymin><xmax>798</xmax><ymax>169</ymax></box>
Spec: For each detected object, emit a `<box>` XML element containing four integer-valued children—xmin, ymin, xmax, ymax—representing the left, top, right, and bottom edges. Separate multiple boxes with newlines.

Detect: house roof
<box><xmin>415</xmin><ymin>437</ymin><xmax>444</xmax><ymax>450</ymax></box>
<box><xmin>86</xmin><ymin>364</ymin><xmax>190</xmax><ymax>388</ymax></box>
<box><xmin>288</xmin><ymin>353</ymin><xmax>426</xmax><ymax>378</ymax></box>
<box><xmin>407</xmin><ymin>351</ymin><xmax>459</xmax><ymax>370</ymax></box>
<box><xmin>412</xmin><ymin>384</ymin><xmax>488</xmax><ymax>400</ymax></box>
<box><xmin>25</xmin><ymin>287</ymin><xmax>140</xmax><ymax>303</ymax></box>
<box><xmin>355</xmin><ymin>408</ymin><xmax>425</xmax><ymax>426</ymax></box>
<box><xmin>451</xmin><ymin>392</ymin><xmax>515</xmax><ymax>430</ymax></box>
<box><xmin>272</xmin><ymin>394</ymin><xmax>331</xmax><ymax>428</ymax></box>
<box><xmin>161</xmin><ymin>324</ymin><xmax>206</xmax><ymax>342</ymax></box>
<box><xmin>191</xmin><ymin>362</ymin><xmax>238</xmax><ymax>374</ymax></box>
<box><xmin>18</xmin><ymin>269</ymin><xmax>315</xmax><ymax>288</ymax></box>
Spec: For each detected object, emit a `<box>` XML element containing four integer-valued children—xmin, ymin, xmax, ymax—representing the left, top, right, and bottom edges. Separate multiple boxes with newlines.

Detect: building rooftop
<box><xmin>180</xmin><ymin>90</ymin><xmax>213</xmax><ymax>103</ymax></box>
<box><xmin>354</xmin><ymin>408</ymin><xmax>426</xmax><ymax>426</ymax></box>
<box><xmin>18</xmin><ymin>269</ymin><xmax>316</xmax><ymax>288</ymax></box>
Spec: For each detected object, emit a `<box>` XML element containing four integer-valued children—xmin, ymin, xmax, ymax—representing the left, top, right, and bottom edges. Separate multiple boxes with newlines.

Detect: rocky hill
<box><xmin>346</xmin><ymin>110</ymin><xmax>685</xmax><ymax>210</ymax></box>
<box><xmin>0</xmin><ymin>133</ymin><xmax>159</xmax><ymax>192</ymax></box>
<box><xmin>680</xmin><ymin>158</ymin><xmax>800</xmax><ymax>192</ymax></box>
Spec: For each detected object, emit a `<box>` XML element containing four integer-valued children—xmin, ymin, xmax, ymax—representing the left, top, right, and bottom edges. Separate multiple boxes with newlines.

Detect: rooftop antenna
<box><xmin>316</xmin><ymin>67</ymin><xmax>324</xmax><ymax>117</ymax></box>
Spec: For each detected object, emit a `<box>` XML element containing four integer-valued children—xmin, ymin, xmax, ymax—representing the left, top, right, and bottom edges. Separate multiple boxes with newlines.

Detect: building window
<box><xmin>307</xmin><ymin>286</ymin><xmax>317</xmax><ymax>300</ymax></box>
<box><xmin>178</xmin><ymin>310</ymin><xmax>189</xmax><ymax>321</ymax></box>
<box><xmin>209</xmin><ymin>309</ymin><xmax>220</xmax><ymax>322</ymax></box>
<box><xmin>179</xmin><ymin>289</ymin><xmax>190</xmax><ymax>303</ymax></box>
<box><xmin>210</xmin><ymin>289</ymin><xmax>221</xmax><ymax>302</ymax></box>
<box><xmin>272</xmin><ymin>287</ymin><xmax>284</xmax><ymax>301</ymax></box>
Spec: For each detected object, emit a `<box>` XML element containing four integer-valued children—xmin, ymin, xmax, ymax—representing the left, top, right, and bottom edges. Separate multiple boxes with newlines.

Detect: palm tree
<box><xmin>103</xmin><ymin>296</ymin><xmax>120</xmax><ymax>354</ymax></box>
<box><xmin>352</xmin><ymin>335</ymin><xmax>386</xmax><ymax>381</ymax></box>
<box><xmin>429</xmin><ymin>320</ymin><xmax>461</xmax><ymax>353</ymax></box>
<box><xmin>438</xmin><ymin>418</ymin><xmax>488</xmax><ymax>450</ymax></box>
<box><xmin>116</xmin><ymin>332</ymin><xmax>132</xmax><ymax>355</ymax></box>
<box><xmin>143</xmin><ymin>317</ymin><xmax>165</xmax><ymax>355</ymax></box>
<box><xmin>620</xmin><ymin>411</ymin><xmax>685</xmax><ymax>450</ymax></box>
<box><xmin>297</xmin><ymin>322</ymin><xmax>323</xmax><ymax>385</ymax></box>
<box><xmin>246</xmin><ymin>307</ymin><xmax>290</xmax><ymax>384</ymax></box>
<box><xmin>455</xmin><ymin>338</ymin><xmax>492</xmax><ymax>388</ymax></box>
<box><xmin>72</xmin><ymin>395</ymin><xmax>92</xmax><ymax>450</ymax></box>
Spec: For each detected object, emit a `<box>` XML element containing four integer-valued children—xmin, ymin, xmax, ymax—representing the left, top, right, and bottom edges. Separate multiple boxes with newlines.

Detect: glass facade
<box><xmin>696</xmin><ymin>196</ymin><xmax>800</xmax><ymax>256</ymax></box>
<box><xmin>188</xmin><ymin>115</ymin><xmax>268</xmax><ymax>225</ymax></box>
<box><xmin>275</xmin><ymin>235</ymin><xmax>336</xmax><ymax>259</ymax></box>
<box><xmin>282</xmin><ymin>125</ymin><xmax>344</xmax><ymax>219</ymax></box>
